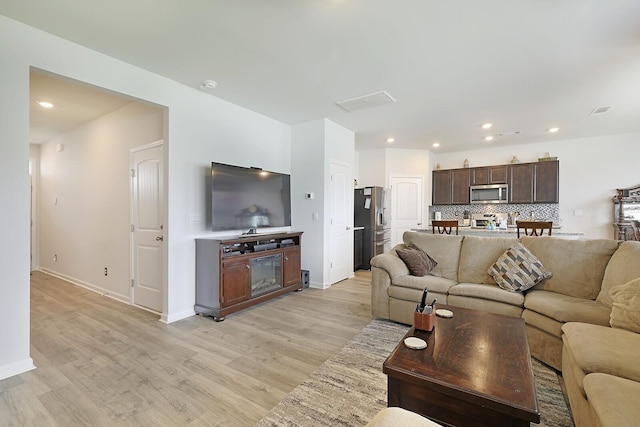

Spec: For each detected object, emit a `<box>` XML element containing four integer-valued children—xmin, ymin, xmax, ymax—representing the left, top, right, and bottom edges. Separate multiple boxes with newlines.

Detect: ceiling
<box><xmin>5</xmin><ymin>1</ymin><xmax>640</xmax><ymax>152</ymax></box>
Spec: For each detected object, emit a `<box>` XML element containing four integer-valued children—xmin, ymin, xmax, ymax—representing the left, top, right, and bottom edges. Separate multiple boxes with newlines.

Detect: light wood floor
<box><xmin>0</xmin><ymin>271</ymin><xmax>374</xmax><ymax>426</ymax></box>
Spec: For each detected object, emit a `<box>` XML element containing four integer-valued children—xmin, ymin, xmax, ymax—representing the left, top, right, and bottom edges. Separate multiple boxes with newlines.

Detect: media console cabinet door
<box><xmin>221</xmin><ymin>258</ymin><xmax>251</xmax><ymax>307</ymax></box>
<box><xmin>282</xmin><ymin>247</ymin><xmax>301</xmax><ymax>287</ymax></box>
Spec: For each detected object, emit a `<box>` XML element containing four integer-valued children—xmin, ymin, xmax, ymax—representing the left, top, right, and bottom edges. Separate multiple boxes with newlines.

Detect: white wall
<box><xmin>432</xmin><ymin>132</ymin><xmax>640</xmax><ymax>239</ymax></box>
<box><xmin>356</xmin><ymin>149</ymin><xmax>386</xmax><ymax>187</ymax></box>
<box><xmin>0</xmin><ymin>51</ymin><xmax>33</xmax><ymax>380</ymax></box>
<box><xmin>291</xmin><ymin>119</ymin><xmax>354</xmax><ymax>288</ymax></box>
<box><xmin>29</xmin><ymin>144</ymin><xmax>41</xmax><ymax>270</ymax></box>
<box><xmin>38</xmin><ymin>102</ymin><xmax>163</xmax><ymax>301</ymax></box>
<box><xmin>0</xmin><ymin>15</ymin><xmax>291</xmax><ymax>378</ymax></box>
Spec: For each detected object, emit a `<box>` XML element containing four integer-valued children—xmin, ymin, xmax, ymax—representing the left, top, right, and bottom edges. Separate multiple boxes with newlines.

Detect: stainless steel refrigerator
<box><xmin>354</xmin><ymin>186</ymin><xmax>390</xmax><ymax>269</ymax></box>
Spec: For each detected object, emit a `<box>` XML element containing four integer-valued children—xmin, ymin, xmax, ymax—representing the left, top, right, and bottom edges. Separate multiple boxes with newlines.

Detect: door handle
<box><xmin>156</xmin><ymin>236</ymin><xmax>164</xmax><ymax>241</ymax></box>
<box><xmin>346</xmin><ymin>226</ymin><xmax>352</xmax><ymax>230</ymax></box>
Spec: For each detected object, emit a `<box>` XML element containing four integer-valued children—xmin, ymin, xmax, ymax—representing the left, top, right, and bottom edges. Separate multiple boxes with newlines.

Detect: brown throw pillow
<box><xmin>488</xmin><ymin>243</ymin><xmax>552</xmax><ymax>292</ymax></box>
<box><xmin>396</xmin><ymin>243</ymin><xmax>438</xmax><ymax>277</ymax></box>
<box><xmin>609</xmin><ymin>277</ymin><xmax>640</xmax><ymax>334</ymax></box>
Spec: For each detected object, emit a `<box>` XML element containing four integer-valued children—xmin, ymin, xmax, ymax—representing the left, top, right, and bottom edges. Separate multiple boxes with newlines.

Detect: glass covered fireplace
<box><xmin>250</xmin><ymin>254</ymin><xmax>282</xmax><ymax>297</ymax></box>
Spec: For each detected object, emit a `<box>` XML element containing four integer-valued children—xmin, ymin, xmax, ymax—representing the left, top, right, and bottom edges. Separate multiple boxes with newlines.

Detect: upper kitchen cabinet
<box><xmin>509</xmin><ymin>161</ymin><xmax>559</xmax><ymax>203</ymax></box>
<box><xmin>451</xmin><ymin>169</ymin><xmax>470</xmax><ymax>204</ymax></box>
<box><xmin>534</xmin><ymin>160</ymin><xmax>559</xmax><ymax>203</ymax></box>
<box><xmin>509</xmin><ymin>163</ymin><xmax>534</xmax><ymax>203</ymax></box>
<box><xmin>434</xmin><ymin>161</ymin><xmax>558</xmax><ymax>205</ymax></box>
<box><xmin>433</xmin><ymin>170</ymin><xmax>452</xmax><ymax>205</ymax></box>
<box><xmin>470</xmin><ymin>166</ymin><xmax>508</xmax><ymax>185</ymax></box>
<box><xmin>432</xmin><ymin>168</ymin><xmax>470</xmax><ymax>204</ymax></box>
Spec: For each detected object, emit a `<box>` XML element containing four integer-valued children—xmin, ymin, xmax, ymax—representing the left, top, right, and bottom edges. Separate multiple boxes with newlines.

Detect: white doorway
<box><xmin>329</xmin><ymin>161</ymin><xmax>353</xmax><ymax>284</ymax></box>
<box><xmin>130</xmin><ymin>141</ymin><xmax>164</xmax><ymax>312</ymax></box>
<box><xmin>389</xmin><ymin>175</ymin><xmax>424</xmax><ymax>247</ymax></box>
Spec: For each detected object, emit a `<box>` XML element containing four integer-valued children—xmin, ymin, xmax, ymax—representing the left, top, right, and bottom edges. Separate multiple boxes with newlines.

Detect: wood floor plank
<box><xmin>0</xmin><ymin>270</ymin><xmax>373</xmax><ymax>426</ymax></box>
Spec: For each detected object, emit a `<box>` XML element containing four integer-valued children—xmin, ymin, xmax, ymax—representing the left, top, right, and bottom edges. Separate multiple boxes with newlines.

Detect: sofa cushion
<box><xmin>457</xmin><ymin>236</ymin><xmax>519</xmax><ymax>285</ymax></box>
<box><xmin>561</xmin><ymin>322</ymin><xmax>640</xmax><ymax>384</ymax></box>
<box><xmin>583</xmin><ymin>373</ymin><xmax>640</xmax><ymax>427</ymax></box>
<box><xmin>487</xmin><ymin>243</ymin><xmax>552</xmax><ymax>292</ymax></box>
<box><xmin>522</xmin><ymin>309</ymin><xmax>563</xmax><ymax>337</ymax></box>
<box><xmin>391</xmin><ymin>274</ymin><xmax>457</xmax><ymax>295</ymax></box>
<box><xmin>403</xmin><ymin>232</ymin><xmax>463</xmax><ymax>282</ymax></box>
<box><xmin>598</xmin><ymin>240</ymin><xmax>640</xmax><ymax>308</ymax></box>
<box><xmin>396</xmin><ymin>243</ymin><xmax>437</xmax><ymax>276</ymax></box>
<box><xmin>524</xmin><ymin>290</ymin><xmax>611</xmax><ymax>326</ymax></box>
<box><xmin>522</xmin><ymin>236</ymin><xmax>620</xmax><ymax>299</ymax></box>
<box><xmin>449</xmin><ymin>283</ymin><xmax>525</xmax><ymax>306</ymax></box>
<box><xmin>609</xmin><ymin>277</ymin><xmax>640</xmax><ymax>333</ymax></box>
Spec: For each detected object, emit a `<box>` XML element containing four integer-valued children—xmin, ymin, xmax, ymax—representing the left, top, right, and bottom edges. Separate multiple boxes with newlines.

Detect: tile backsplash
<box><xmin>430</xmin><ymin>203</ymin><xmax>559</xmax><ymax>222</ymax></box>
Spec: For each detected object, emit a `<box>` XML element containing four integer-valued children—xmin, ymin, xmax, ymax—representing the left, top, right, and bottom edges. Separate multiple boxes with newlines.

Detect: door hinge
<box><xmin>130</xmin><ymin>169</ymin><xmax>135</xmax><ymax>178</ymax></box>
<box><xmin>131</xmin><ymin>279</ymin><xmax>134</xmax><ymax>288</ymax></box>
<box><xmin>130</xmin><ymin>224</ymin><xmax>134</xmax><ymax>232</ymax></box>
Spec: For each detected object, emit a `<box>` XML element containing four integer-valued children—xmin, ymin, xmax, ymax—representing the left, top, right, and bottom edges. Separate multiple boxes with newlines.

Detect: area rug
<box><xmin>257</xmin><ymin>318</ymin><xmax>574</xmax><ymax>427</ymax></box>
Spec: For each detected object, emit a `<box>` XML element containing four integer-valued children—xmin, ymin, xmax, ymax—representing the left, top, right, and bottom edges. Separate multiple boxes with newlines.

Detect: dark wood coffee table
<box><xmin>383</xmin><ymin>305</ymin><xmax>540</xmax><ymax>427</ymax></box>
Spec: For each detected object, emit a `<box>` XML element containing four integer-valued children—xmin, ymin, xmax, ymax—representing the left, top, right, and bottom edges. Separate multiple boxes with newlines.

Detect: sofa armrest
<box><xmin>370</xmin><ymin>249</ymin><xmax>409</xmax><ymax>279</ymax></box>
<box><xmin>370</xmin><ymin>249</ymin><xmax>409</xmax><ymax>319</ymax></box>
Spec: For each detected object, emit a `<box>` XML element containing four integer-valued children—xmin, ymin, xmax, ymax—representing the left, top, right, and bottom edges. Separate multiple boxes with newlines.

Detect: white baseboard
<box><xmin>38</xmin><ymin>268</ymin><xmax>129</xmax><ymax>304</ymax></box>
<box><xmin>0</xmin><ymin>357</ymin><xmax>35</xmax><ymax>381</ymax></box>
<box><xmin>161</xmin><ymin>308</ymin><xmax>195</xmax><ymax>324</ymax></box>
<box><xmin>309</xmin><ymin>281</ymin><xmax>330</xmax><ymax>289</ymax></box>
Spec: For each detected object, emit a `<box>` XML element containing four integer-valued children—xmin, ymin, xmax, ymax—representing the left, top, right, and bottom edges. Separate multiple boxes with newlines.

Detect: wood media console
<box><xmin>195</xmin><ymin>232</ymin><xmax>303</xmax><ymax>321</ymax></box>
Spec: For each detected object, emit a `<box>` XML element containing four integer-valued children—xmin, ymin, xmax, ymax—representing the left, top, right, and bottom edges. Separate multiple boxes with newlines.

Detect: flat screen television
<box><xmin>211</xmin><ymin>162</ymin><xmax>291</xmax><ymax>233</ymax></box>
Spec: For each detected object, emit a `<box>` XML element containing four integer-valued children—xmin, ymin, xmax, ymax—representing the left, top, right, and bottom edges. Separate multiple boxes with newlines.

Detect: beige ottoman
<box><xmin>366</xmin><ymin>407</ymin><xmax>442</xmax><ymax>427</ymax></box>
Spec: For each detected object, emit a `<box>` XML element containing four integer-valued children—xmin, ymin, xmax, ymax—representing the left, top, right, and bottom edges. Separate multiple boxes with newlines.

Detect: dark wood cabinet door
<box><xmin>489</xmin><ymin>165</ymin><xmax>508</xmax><ymax>184</ymax></box>
<box><xmin>282</xmin><ymin>247</ymin><xmax>301</xmax><ymax>287</ymax></box>
<box><xmin>509</xmin><ymin>163</ymin><xmax>534</xmax><ymax>203</ymax></box>
<box><xmin>432</xmin><ymin>170</ymin><xmax>452</xmax><ymax>205</ymax></box>
<box><xmin>534</xmin><ymin>161</ymin><xmax>559</xmax><ymax>203</ymax></box>
<box><xmin>221</xmin><ymin>258</ymin><xmax>251</xmax><ymax>307</ymax></box>
<box><xmin>451</xmin><ymin>169</ymin><xmax>470</xmax><ymax>204</ymax></box>
<box><xmin>470</xmin><ymin>167</ymin><xmax>489</xmax><ymax>186</ymax></box>
<box><xmin>354</xmin><ymin>229</ymin><xmax>363</xmax><ymax>270</ymax></box>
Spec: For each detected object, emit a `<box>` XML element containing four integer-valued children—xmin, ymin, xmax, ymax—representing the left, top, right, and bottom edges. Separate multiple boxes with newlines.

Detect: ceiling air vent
<box><xmin>590</xmin><ymin>106</ymin><xmax>611</xmax><ymax>115</ymax></box>
<box><xmin>336</xmin><ymin>91</ymin><xmax>397</xmax><ymax>112</ymax></box>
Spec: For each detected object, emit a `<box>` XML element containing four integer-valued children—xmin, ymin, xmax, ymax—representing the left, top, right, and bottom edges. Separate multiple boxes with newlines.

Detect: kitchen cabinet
<box><xmin>470</xmin><ymin>166</ymin><xmax>508</xmax><ymax>185</ymax></box>
<box><xmin>433</xmin><ymin>161</ymin><xmax>557</xmax><ymax>205</ymax></box>
<box><xmin>451</xmin><ymin>169</ymin><xmax>470</xmax><ymax>204</ymax></box>
<box><xmin>509</xmin><ymin>161</ymin><xmax>559</xmax><ymax>203</ymax></box>
<box><xmin>354</xmin><ymin>228</ymin><xmax>363</xmax><ymax>270</ymax></box>
<box><xmin>509</xmin><ymin>163</ymin><xmax>534</xmax><ymax>203</ymax></box>
<box><xmin>534</xmin><ymin>161</ymin><xmax>559</xmax><ymax>203</ymax></box>
<box><xmin>432</xmin><ymin>170</ymin><xmax>452</xmax><ymax>205</ymax></box>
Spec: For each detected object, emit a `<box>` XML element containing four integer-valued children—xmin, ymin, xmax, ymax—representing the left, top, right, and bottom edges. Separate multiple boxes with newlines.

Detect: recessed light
<box><xmin>548</xmin><ymin>127</ymin><xmax>559</xmax><ymax>133</ymax></box>
<box><xmin>432</xmin><ymin>143</ymin><xmax>440</xmax><ymax>148</ymax></box>
<box><xmin>484</xmin><ymin>136</ymin><xmax>494</xmax><ymax>141</ymax></box>
<box><xmin>386</xmin><ymin>138</ymin><xmax>395</xmax><ymax>143</ymax></box>
<box><xmin>37</xmin><ymin>101</ymin><xmax>54</xmax><ymax>108</ymax></box>
<box><xmin>482</xmin><ymin>123</ymin><xmax>492</xmax><ymax>129</ymax></box>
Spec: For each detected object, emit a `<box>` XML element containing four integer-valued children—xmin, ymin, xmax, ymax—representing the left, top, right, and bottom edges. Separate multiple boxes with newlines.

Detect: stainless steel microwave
<box><xmin>470</xmin><ymin>184</ymin><xmax>508</xmax><ymax>204</ymax></box>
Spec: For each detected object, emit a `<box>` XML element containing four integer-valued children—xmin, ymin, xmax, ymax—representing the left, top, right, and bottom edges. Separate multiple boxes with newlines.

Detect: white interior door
<box><xmin>390</xmin><ymin>176</ymin><xmax>424</xmax><ymax>247</ymax></box>
<box><xmin>329</xmin><ymin>161</ymin><xmax>352</xmax><ymax>284</ymax></box>
<box><xmin>131</xmin><ymin>141</ymin><xmax>164</xmax><ymax>312</ymax></box>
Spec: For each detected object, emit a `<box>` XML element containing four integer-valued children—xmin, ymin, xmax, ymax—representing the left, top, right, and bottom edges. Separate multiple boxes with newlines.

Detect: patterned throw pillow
<box><xmin>396</xmin><ymin>243</ymin><xmax>438</xmax><ymax>277</ymax></box>
<box><xmin>609</xmin><ymin>277</ymin><xmax>640</xmax><ymax>333</ymax></box>
<box><xmin>488</xmin><ymin>243</ymin><xmax>552</xmax><ymax>292</ymax></box>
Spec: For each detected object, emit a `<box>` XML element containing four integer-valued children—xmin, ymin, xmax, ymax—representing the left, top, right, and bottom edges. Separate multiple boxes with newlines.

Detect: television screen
<box><xmin>211</xmin><ymin>162</ymin><xmax>291</xmax><ymax>232</ymax></box>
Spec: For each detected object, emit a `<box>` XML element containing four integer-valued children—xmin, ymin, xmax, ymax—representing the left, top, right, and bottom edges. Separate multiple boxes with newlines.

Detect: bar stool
<box><xmin>432</xmin><ymin>220</ymin><xmax>459</xmax><ymax>235</ymax></box>
<box><xmin>516</xmin><ymin>220</ymin><xmax>553</xmax><ymax>238</ymax></box>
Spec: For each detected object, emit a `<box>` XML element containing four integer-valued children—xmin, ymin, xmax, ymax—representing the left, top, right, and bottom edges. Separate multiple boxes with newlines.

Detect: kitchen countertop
<box><xmin>414</xmin><ymin>225</ymin><xmax>585</xmax><ymax>239</ymax></box>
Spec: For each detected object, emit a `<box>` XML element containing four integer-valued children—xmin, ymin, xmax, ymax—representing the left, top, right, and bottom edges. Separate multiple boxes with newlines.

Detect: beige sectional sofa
<box><xmin>370</xmin><ymin>231</ymin><xmax>640</xmax><ymax>426</ymax></box>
